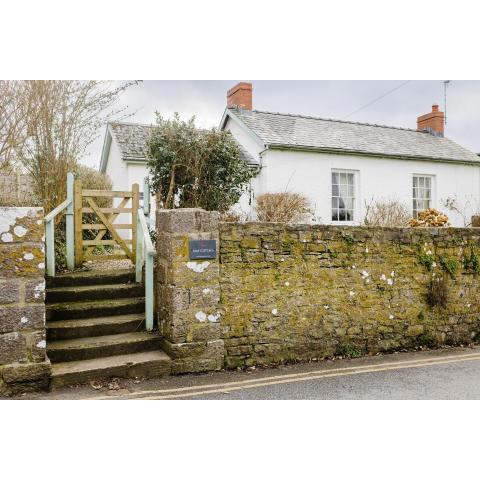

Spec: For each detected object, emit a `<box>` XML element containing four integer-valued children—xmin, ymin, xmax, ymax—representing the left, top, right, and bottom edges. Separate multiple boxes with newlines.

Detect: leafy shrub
<box><xmin>362</xmin><ymin>198</ymin><xmax>410</xmax><ymax>227</ymax></box>
<box><xmin>255</xmin><ymin>192</ymin><xmax>312</xmax><ymax>223</ymax></box>
<box><xmin>338</xmin><ymin>344</ymin><xmax>363</xmax><ymax>358</ymax></box>
<box><xmin>438</xmin><ymin>256</ymin><xmax>459</xmax><ymax>277</ymax></box>
<box><xmin>75</xmin><ymin>164</ymin><xmax>112</xmax><ymax>208</ymax></box>
<box><xmin>463</xmin><ymin>248</ymin><xmax>480</xmax><ymax>273</ymax></box>
<box><xmin>147</xmin><ymin>113</ymin><xmax>257</xmax><ymax>212</ymax></box>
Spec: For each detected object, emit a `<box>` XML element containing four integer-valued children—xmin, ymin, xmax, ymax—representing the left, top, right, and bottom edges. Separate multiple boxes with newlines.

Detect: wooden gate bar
<box><xmin>85</xmin><ymin>197</ymin><xmax>134</xmax><ymax>260</ymax></box>
<box><xmin>72</xmin><ymin>181</ymin><xmax>139</xmax><ymax>266</ymax></box>
<box><xmin>82</xmin><ymin>223</ymin><xmax>132</xmax><ymax>230</ymax></box>
<box><xmin>81</xmin><ymin>207</ymin><xmax>132</xmax><ymax>214</ymax></box>
<box><xmin>83</xmin><ymin>196</ymin><xmax>130</xmax><ymax>258</ymax></box>
<box><xmin>81</xmin><ymin>189</ymin><xmax>133</xmax><ymax>197</ymax></box>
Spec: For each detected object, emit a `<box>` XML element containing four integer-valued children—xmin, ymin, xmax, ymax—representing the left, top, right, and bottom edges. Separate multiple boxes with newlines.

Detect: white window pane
<box><xmin>332</xmin><ymin>171</ymin><xmax>356</xmax><ymax>222</ymax></box>
<box><xmin>425</xmin><ymin>177</ymin><xmax>431</xmax><ymax>188</ymax></box>
<box><xmin>413</xmin><ymin>177</ymin><xmax>418</xmax><ymax>187</ymax></box>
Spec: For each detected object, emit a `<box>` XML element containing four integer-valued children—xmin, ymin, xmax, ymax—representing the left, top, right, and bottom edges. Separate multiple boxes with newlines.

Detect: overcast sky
<box><xmin>83</xmin><ymin>80</ymin><xmax>480</xmax><ymax>168</ymax></box>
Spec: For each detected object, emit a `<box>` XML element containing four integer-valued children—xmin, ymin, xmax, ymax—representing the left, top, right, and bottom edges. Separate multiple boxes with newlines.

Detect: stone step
<box><xmin>46</xmin><ymin>269</ymin><xmax>135</xmax><ymax>289</ymax></box>
<box><xmin>46</xmin><ymin>283</ymin><xmax>144</xmax><ymax>303</ymax></box>
<box><xmin>46</xmin><ymin>297</ymin><xmax>145</xmax><ymax>321</ymax></box>
<box><xmin>50</xmin><ymin>350</ymin><xmax>171</xmax><ymax>388</ymax></box>
<box><xmin>47</xmin><ymin>313</ymin><xmax>146</xmax><ymax>340</ymax></box>
<box><xmin>47</xmin><ymin>332</ymin><xmax>162</xmax><ymax>363</ymax></box>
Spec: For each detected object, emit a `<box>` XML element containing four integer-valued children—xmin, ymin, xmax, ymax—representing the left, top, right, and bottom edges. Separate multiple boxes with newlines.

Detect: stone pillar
<box><xmin>156</xmin><ymin>208</ymin><xmax>224</xmax><ymax>374</ymax></box>
<box><xmin>0</xmin><ymin>207</ymin><xmax>50</xmax><ymax>396</ymax></box>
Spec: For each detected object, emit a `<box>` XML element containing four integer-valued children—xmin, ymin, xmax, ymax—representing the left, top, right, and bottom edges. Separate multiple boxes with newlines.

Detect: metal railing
<box><xmin>135</xmin><ymin>177</ymin><xmax>156</xmax><ymax>331</ymax></box>
<box><xmin>44</xmin><ymin>172</ymin><xmax>75</xmax><ymax>276</ymax></box>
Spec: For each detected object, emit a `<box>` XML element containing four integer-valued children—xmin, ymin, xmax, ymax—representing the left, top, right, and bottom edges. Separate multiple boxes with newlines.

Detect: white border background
<box><xmin>2</xmin><ymin>1</ymin><xmax>479</xmax><ymax>478</ymax></box>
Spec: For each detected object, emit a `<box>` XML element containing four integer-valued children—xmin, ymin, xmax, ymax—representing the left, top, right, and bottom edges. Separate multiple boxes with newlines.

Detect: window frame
<box><xmin>412</xmin><ymin>174</ymin><xmax>435</xmax><ymax>218</ymax></box>
<box><xmin>331</xmin><ymin>169</ymin><xmax>358</xmax><ymax>224</ymax></box>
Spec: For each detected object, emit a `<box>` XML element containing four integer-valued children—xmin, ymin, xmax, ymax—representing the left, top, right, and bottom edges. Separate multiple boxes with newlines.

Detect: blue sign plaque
<box><xmin>189</xmin><ymin>239</ymin><xmax>217</xmax><ymax>259</ymax></box>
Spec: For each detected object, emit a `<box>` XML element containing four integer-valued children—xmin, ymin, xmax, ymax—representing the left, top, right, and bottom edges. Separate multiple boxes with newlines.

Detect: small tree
<box><xmin>147</xmin><ymin>113</ymin><xmax>257</xmax><ymax>212</ymax></box>
<box><xmin>0</xmin><ymin>81</ymin><xmax>30</xmax><ymax>172</ymax></box>
<box><xmin>14</xmin><ymin>80</ymin><xmax>137</xmax><ymax>213</ymax></box>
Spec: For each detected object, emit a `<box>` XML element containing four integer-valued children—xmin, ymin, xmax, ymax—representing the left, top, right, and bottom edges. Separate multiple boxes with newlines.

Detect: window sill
<box><xmin>330</xmin><ymin>221</ymin><xmax>358</xmax><ymax>226</ymax></box>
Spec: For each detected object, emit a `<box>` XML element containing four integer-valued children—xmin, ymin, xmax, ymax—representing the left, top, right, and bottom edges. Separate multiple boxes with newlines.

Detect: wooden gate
<box><xmin>73</xmin><ymin>180</ymin><xmax>139</xmax><ymax>266</ymax></box>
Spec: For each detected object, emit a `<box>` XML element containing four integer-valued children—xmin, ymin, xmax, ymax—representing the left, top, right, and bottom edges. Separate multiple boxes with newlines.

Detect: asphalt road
<box><xmin>195</xmin><ymin>357</ymin><xmax>480</xmax><ymax>400</ymax></box>
<box><xmin>19</xmin><ymin>345</ymin><xmax>480</xmax><ymax>400</ymax></box>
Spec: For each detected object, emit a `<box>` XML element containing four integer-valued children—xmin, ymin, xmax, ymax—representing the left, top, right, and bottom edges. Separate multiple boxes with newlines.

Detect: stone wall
<box><xmin>220</xmin><ymin>223</ymin><xmax>480</xmax><ymax>368</ymax></box>
<box><xmin>0</xmin><ymin>207</ymin><xmax>50</xmax><ymax>395</ymax></box>
<box><xmin>156</xmin><ymin>209</ymin><xmax>224</xmax><ymax>374</ymax></box>
<box><xmin>156</xmin><ymin>209</ymin><xmax>480</xmax><ymax>373</ymax></box>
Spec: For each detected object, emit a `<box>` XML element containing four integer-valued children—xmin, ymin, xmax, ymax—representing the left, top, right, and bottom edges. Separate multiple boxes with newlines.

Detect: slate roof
<box><xmin>228</xmin><ymin>109</ymin><xmax>480</xmax><ymax>163</ymax></box>
<box><xmin>108</xmin><ymin>122</ymin><xmax>256</xmax><ymax>165</ymax></box>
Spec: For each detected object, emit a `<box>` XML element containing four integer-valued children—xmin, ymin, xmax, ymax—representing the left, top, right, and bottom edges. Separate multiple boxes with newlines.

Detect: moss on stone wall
<box><xmin>0</xmin><ymin>207</ymin><xmax>50</xmax><ymax>396</ymax></box>
<box><xmin>219</xmin><ymin>223</ymin><xmax>480</xmax><ymax>369</ymax></box>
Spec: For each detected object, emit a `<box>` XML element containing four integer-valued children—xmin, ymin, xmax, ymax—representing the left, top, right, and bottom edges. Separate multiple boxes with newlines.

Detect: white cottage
<box><xmin>221</xmin><ymin>82</ymin><xmax>480</xmax><ymax>226</ymax></box>
<box><xmin>100</xmin><ymin>82</ymin><xmax>480</xmax><ymax>227</ymax></box>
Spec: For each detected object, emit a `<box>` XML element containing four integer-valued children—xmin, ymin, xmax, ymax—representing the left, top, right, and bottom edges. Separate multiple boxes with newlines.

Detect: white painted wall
<box><xmin>224</xmin><ymin>116</ymin><xmax>266</xmax><ymax>219</ymax></box>
<box><xmin>261</xmin><ymin>149</ymin><xmax>480</xmax><ymax>227</ymax></box>
<box><xmin>224</xmin><ymin>116</ymin><xmax>264</xmax><ymax>160</ymax></box>
<box><xmin>105</xmin><ymin>140</ymin><xmax>128</xmax><ymax>192</ymax></box>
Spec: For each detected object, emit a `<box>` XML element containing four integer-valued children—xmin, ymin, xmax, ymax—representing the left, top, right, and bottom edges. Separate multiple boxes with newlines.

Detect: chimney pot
<box><xmin>227</xmin><ymin>82</ymin><xmax>253</xmax><ymax>110</ymax></box>
<box><xmin>417</xmin><ymin>104</ymin><xmax>444</xmax><ymax>137</ymax></box>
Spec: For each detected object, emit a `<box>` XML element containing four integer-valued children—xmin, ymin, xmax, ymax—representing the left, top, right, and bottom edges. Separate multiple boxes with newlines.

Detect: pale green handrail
<box><xmin>45</xmin><ymin>172</ymin><xmax>75</xmax><ymax>276</ymax></box>
<box><xmin>135</xmin><ymin>177</ymin><xmax>155</xmax><ymax>331</ymax></box>
<box><xmin>136</xmin><ymin>210</ymin><xmax>155</xmax><ymax>331</ymax></box>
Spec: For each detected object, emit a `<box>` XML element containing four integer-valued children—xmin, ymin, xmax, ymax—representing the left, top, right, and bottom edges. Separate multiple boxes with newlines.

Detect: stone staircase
<box><xmin>46</xmin><ymin>269</ymin><xmax>171</xmax><ymax>388</ymax></box>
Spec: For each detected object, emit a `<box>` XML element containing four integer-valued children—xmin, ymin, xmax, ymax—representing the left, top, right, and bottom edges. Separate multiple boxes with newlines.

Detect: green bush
<box><xmin>147</xmin><ymin>113</ymin><xmax>257</xmax><ymax>212</ymax></box>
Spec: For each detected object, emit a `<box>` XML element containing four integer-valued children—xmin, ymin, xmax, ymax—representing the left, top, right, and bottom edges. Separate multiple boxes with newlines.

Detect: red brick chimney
<box><xmin>417</xmin><ymin>104</ymin><xmax>445</xmax><ymax>137</ymax></box>
<box><xmin>227</xmin><ymin>82</ymin><xmax>252</xmax><ymax>110</ymax></box>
